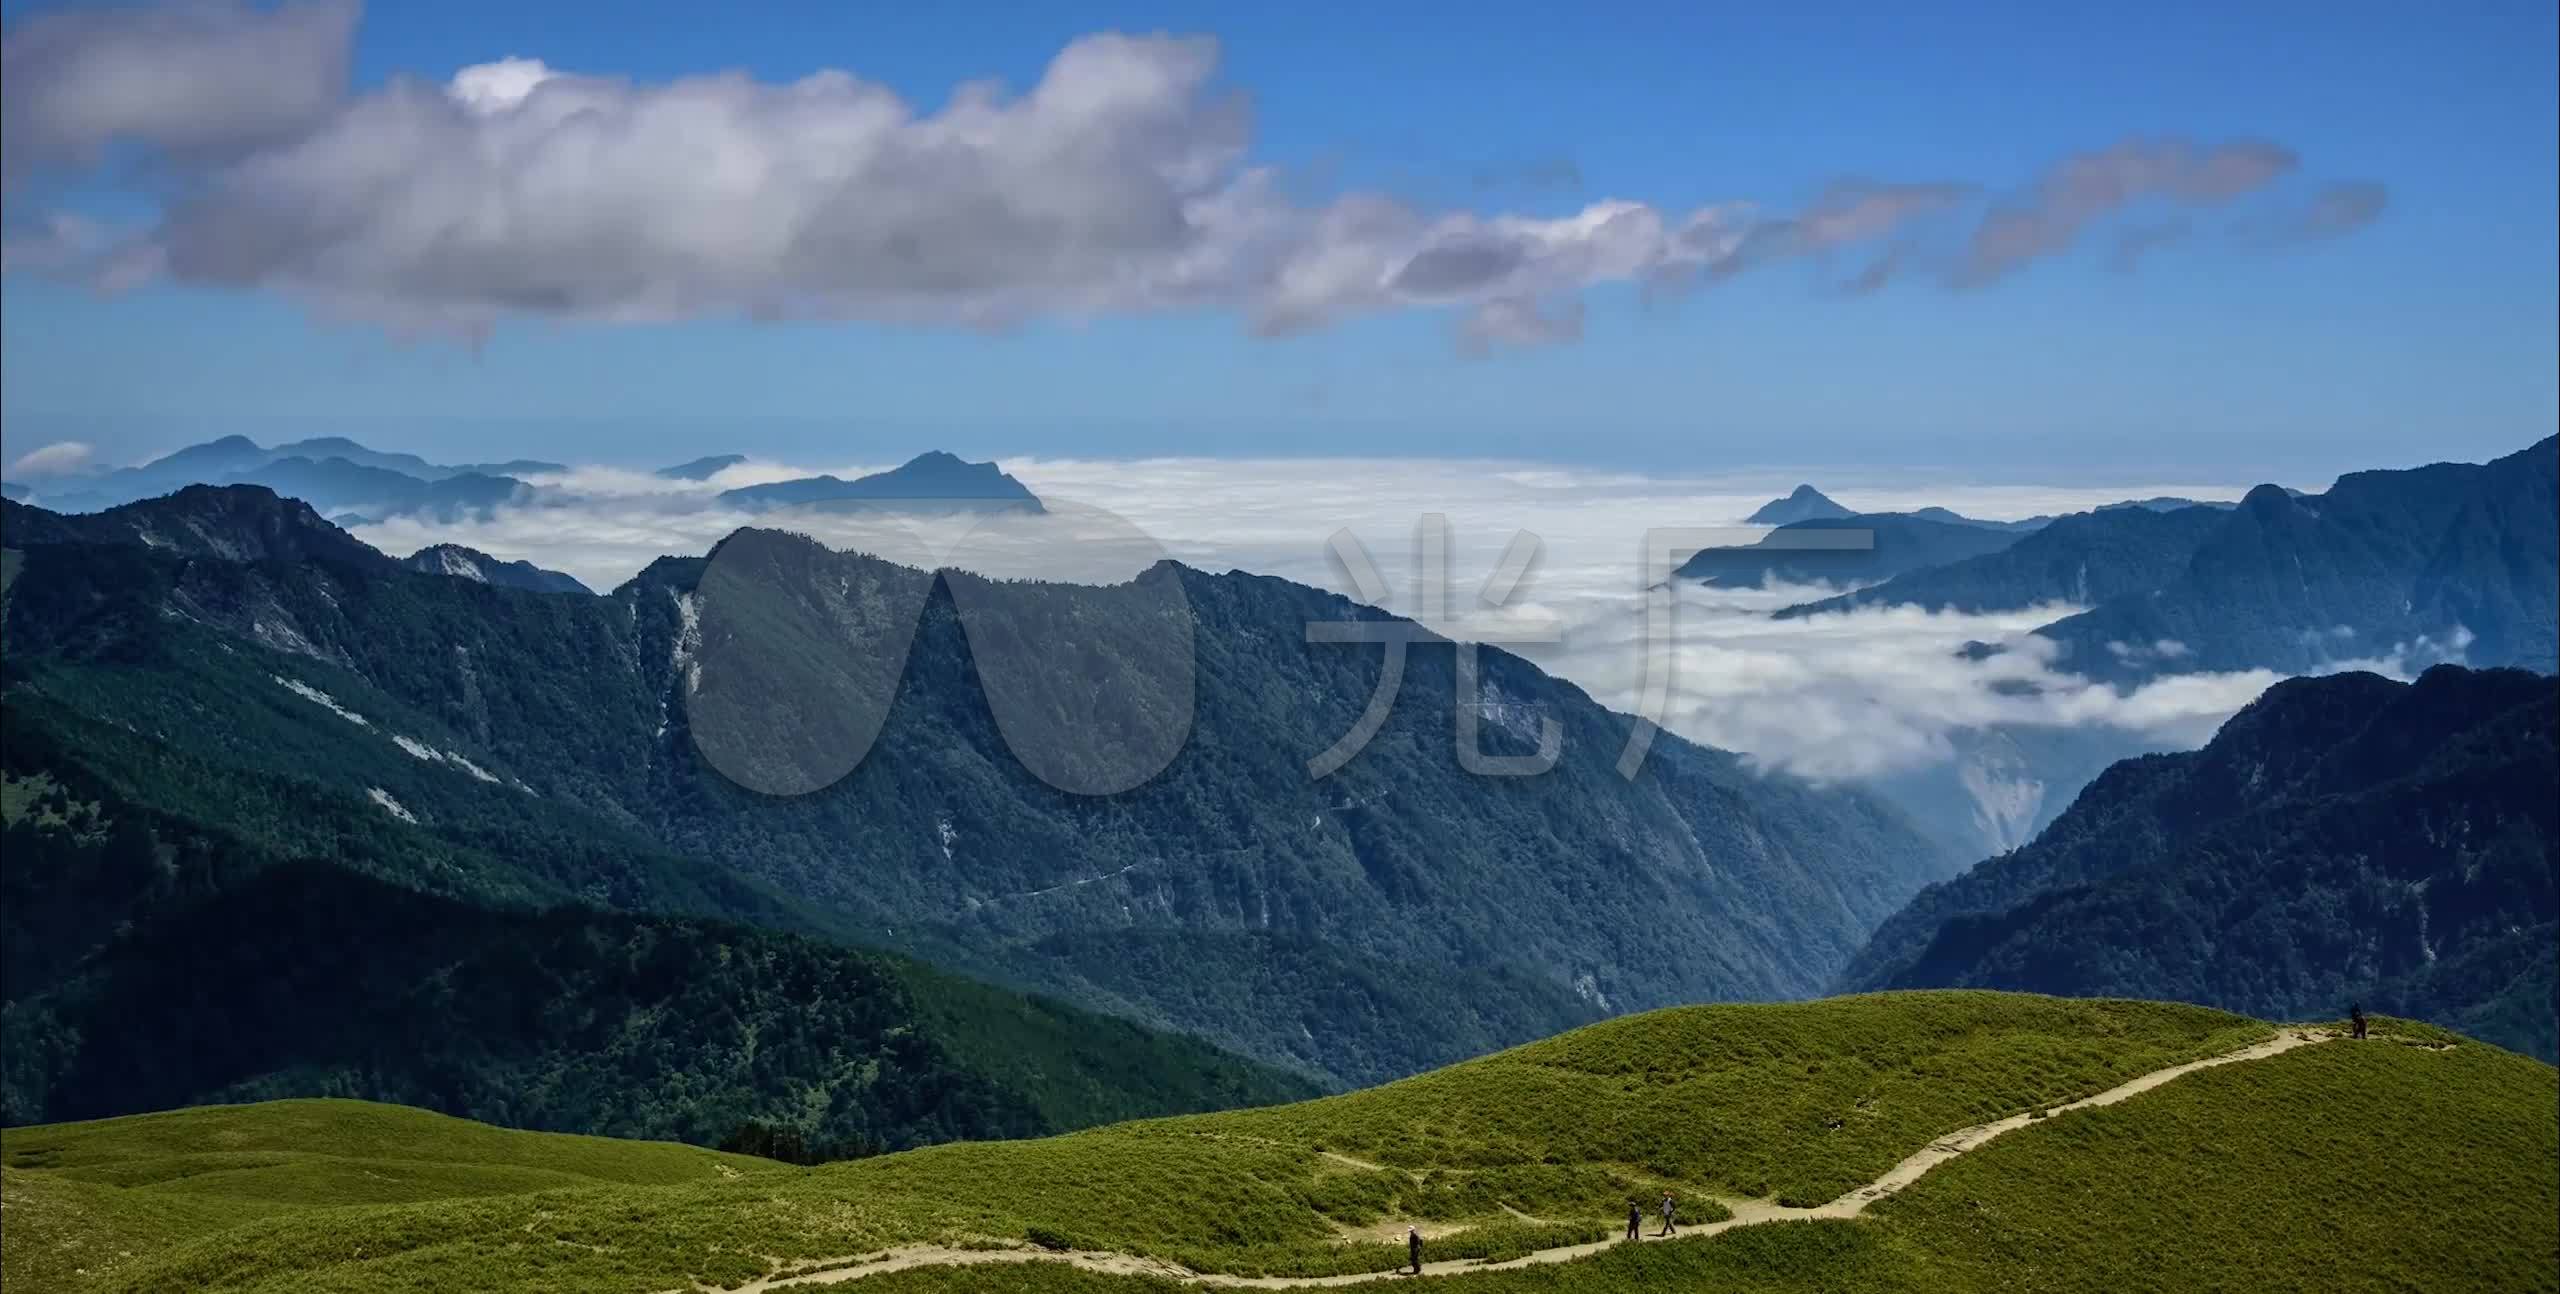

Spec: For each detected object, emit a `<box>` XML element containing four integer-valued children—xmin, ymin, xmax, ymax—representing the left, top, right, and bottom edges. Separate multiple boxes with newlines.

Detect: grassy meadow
<box><xmin>7</xmin><ymin>992</ymin><xmax>2551</xmax><ymax>1293</ymax></box>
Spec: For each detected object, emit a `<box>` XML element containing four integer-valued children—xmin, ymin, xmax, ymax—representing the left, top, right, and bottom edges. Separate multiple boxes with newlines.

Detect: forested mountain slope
<box><xmin>0</xmin><ymin>697</ymin><xmax>1315</xmax><ymax>1143</ymax></box>
<box><xmin>3</xmin><ymin>489</ymin><xmax>1948</xmax><ymax>1086</ymax></box>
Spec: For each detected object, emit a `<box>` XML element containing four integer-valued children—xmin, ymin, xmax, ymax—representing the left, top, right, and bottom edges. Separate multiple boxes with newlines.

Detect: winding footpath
<box><xmin>707</xmin><ymin>1028</ymin><xmax>2341</xmax><ymax>1292</ymax></box>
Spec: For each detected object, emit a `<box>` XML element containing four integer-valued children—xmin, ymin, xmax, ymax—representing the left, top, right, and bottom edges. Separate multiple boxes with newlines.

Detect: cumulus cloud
<box><xmin>1</xmin><ymin>4</ymin><xmax>2385</xmax><ymax>342</ymax></box>
<box><xmin>1</xmin><ymin>0</ymin><xmax>356</xmax><ymax>183</ymax></box>
<box><xmin>6</xmin><ymin>440</ymin><xmax>95</xmax><ymax>478</ymax></box>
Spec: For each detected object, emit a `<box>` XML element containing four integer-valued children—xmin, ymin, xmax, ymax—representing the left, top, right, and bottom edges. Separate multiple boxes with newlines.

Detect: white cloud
<box><xmin>1</xmin><ymin>0</ymin><xmax>355</xmax><ymax>182</ymax></box>
<box><xmin>2</xmin><ymin>5</ymin><xmax>2382</xmax><ymax>343</ymax></box>
<box><xmin>7</xmin><ymin>440</ymin><xmax>95</xmax><ymax>478</ymax></box>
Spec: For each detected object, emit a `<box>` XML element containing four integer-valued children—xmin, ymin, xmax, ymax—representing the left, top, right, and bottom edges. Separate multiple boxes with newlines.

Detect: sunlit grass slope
<box><xmin>0</xmin><ymin>1099</ymin><xmax>783</xmax><ymax>1291</ymax></box>
<box><xmin>818</xmin><ymin>1020</ymin><xmax>2560</xmax><ymax>1294</ymax></box>
<box><xmin>6</xmin><ymin>992</ymin><xmax>2294</xmax><ymax>1292</ymax></box>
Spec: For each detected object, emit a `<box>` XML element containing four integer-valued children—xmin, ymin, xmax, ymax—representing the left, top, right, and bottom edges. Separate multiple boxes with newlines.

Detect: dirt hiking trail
<box><xmin>699</xmin><ymin>1027</ymin><xmax>2354</xmax><ymax>1291</ymax></box>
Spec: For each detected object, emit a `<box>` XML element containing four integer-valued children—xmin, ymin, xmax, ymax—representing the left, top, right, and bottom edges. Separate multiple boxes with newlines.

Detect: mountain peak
<box><xmin>2237</xmin><ymin>482</ymin><xmax>2299</xmax><ymax>515</ymax></box>
<box><xmin>656</xmin><ymin>454</ymin><xmax>748</xmax><ymax>481</ymax></box>
<box><xmin>716</xmin><ymin>452</ymin><xmax>1041</xmax><ymax>513</ymax></box>
<box><xmin>1745</xmin><ymin>484</ymin><xmax>1854</xmax><ymax>526</ymax></box>
<box><xmin>401</xmin><ymin>543</ymin><xmax>592</xmax><ymax>595</ymax></box>
<box><xmin>1</xmin><ymin>483</ymin><xmax>391</xmax><ymax>570</ymax></box>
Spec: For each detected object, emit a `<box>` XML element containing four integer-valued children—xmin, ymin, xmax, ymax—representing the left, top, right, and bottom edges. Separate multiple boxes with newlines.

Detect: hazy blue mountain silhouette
<box><xmin>2032</xmin><ymin>437</ymin><xmax>2557</xmax><ymax>680</ymax></box>
<box><xmin>1775</xmin><ymin>504</ymin><xmax>2231</xmax><ymax>618</ymax></box>
<box><xmin>1743</xmin><ymin>484</ymin><xmax>1855</xmax><ymax>525</ymax></box>
<box><xmin>718</xmin><ymin>451</ymin><xmax>1043</xmax><ymax>513</ymax></box>
<box><xmin>1678</xmin><ymin>513</ymin><xmax>2025</xmax><ymax>588</ymax></box>
<box><xmin>657</xmin><ymin>454</ymin><xmax>749</xmax><ymax>480</ymax></box>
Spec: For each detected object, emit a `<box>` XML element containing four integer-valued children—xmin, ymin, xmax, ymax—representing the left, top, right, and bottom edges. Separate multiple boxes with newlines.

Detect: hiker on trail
<box><xmin>2351</xmin><ymin>1003</ymin><xmax>2368</xmax><ymax>1040</ymax></box>
<box><xmin>1408</xmin><ymin>1226</ymin><xmax>1423</xmax><ymax>1275</ymax></box>
<box><xmin>1627</xmin><ymin>1199</ymin><xmax>1642</xmax><ymax>1240</ymax></box>
<box><xmin>1658</xmin><ymin>1191</ymin><xmax>1677</xmax><ymax>1236</ymax></box>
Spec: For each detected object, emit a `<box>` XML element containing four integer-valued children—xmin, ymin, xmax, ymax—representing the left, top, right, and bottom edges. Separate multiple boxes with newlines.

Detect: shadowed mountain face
<box><xmin>2</xmin><ymin>486</ymin><xmax>393</xmax><ymax>571</ymax></box>
<box><xmin>0</xmin><ymin>740</ymin><xmax>1316</xmax><ymax>1141</ymax></box>
<box><xmin>1839</xmin><ymin>666</ymin><xmax>2558</xmax><ymax>1060</ymax></box>
<box><xmin>0</xmin><ymin>492</ymin><xmax>585</xmax><ymax>596</ymax></box>
<box><xmin>717</xmin><ymin>451</ymin><xmax>1044</xmax><ymax>512</ymax></box>
<box><xmin>2032</xmin><ymin>437</ymin><xmax>2557</xmax><ymax>681</ymax></box>
<box><xmin>2</xmin><ymin>489</ymin><xmax>1947</xmax><ymax>1087</ymax></box>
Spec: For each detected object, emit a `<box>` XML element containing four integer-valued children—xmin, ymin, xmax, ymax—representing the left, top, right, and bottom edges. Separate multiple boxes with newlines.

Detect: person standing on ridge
<box><xmin>1407</xmin><ymin>1226</ymin><xmax>1423</xmax><ymax>1275</ymax></box>
<box><xmin>1627</xmin><ymin>1199</ymin><xmax>1642</xmax><ymax>1240</ymax></box>
<box><xmin>1658</xmin><ymin>1191</ymin><xmax>1677</xmax><ymax>1236</ymax></box>
<box><xmin>2350</xmin><ymin>1003</ymin><xmax>2368</xmax><ymax>1040</ymax></box>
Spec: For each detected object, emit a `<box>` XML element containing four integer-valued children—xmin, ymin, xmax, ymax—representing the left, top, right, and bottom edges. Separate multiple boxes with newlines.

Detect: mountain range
<box><xmin>1839</xmin><ymin>665</ymin><xmax>2557</xmax><ymax>1060</ymax></box>
<box><xmin>1774</xmin><ymin>504</ymin><xmax>2232</xmax><ymax>619</ymax></box>
<box><xmin>9</xmin><ymin>435</ymin><xmax>563</xmax><ymax>518</ymax></box>
<box><xmin>3</xmin><ymin>433</ymin><xmax>2553</xmax><ymax>1157</ymax></box>
<box><xmin>2</xmin><ymin>484</ymin><xmax>1948</xmax><ymax>1102</ymax></box>
<box><xmin>1677</xmin><ymin>513</ymin><xmax>2025</xmax><ymax>588</ymax></box>
<box><xmin>2030</xmin><ymin>437</ymin><xmax>2558</xmax><ymax>681</ymax></box>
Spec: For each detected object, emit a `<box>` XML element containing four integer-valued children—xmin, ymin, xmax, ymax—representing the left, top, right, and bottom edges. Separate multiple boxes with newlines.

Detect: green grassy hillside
<box><xmin>0</xmin><ymin>1100</ymin><xmax>785</xmax><ymax>1291</ymax></box>
<box><xmin>30</xmin><ymin>989</ymin><xmax>2519</xmax><ymax>1291</ymax></box>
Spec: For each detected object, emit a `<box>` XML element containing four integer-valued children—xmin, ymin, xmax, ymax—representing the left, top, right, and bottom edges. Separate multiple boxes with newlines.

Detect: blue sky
<box><xmin>3</xmin><ymin>0</ymin><xmax>2553</xmax><ymax>479</ymax></box>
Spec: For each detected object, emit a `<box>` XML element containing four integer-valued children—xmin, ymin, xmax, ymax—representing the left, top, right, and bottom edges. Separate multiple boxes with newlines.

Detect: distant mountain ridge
<box><xmin>9</xmin><ymin>434</ymin><xmax>554</xmax><ymax>522</ymax></box>
<box><xmin>1775</xmin><ymin>504</ymin><xmax>2232</xmax><ymax>619</ymax></box>
<box><xmin>1838</xmin><ymin>665</ymin><xmax>2557</xmax><ymax>1060</ymax></box>
<box><xmin>657</xmin><ymin>454</ymin><xmax>749</xmax><ymax>481</ymax></box>
<box><xmin>2031</xmin><ymin>437</ymin><xmax>2557</xmax><ymax>680</ymax></box>
<box><xmin>718</xmin><ymin>451</ymin><xmax>1043</xmax><ymax>513</ymax></box>
<box><xmin>10</xmin><ymin>434</ymin><xmax>562</xmax><ymax>514</ymax></box>
<box><xmin>1678</xmin><ymin>513</ymin><xmax>2025</xmax><ymax>588</ymax></box>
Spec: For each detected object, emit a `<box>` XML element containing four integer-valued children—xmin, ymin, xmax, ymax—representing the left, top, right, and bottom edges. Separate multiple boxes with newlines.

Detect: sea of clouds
<box><xmin>341</xmin><ymin>455</ymin><xmax>2335</xmax><ymax>785</ymax></box>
